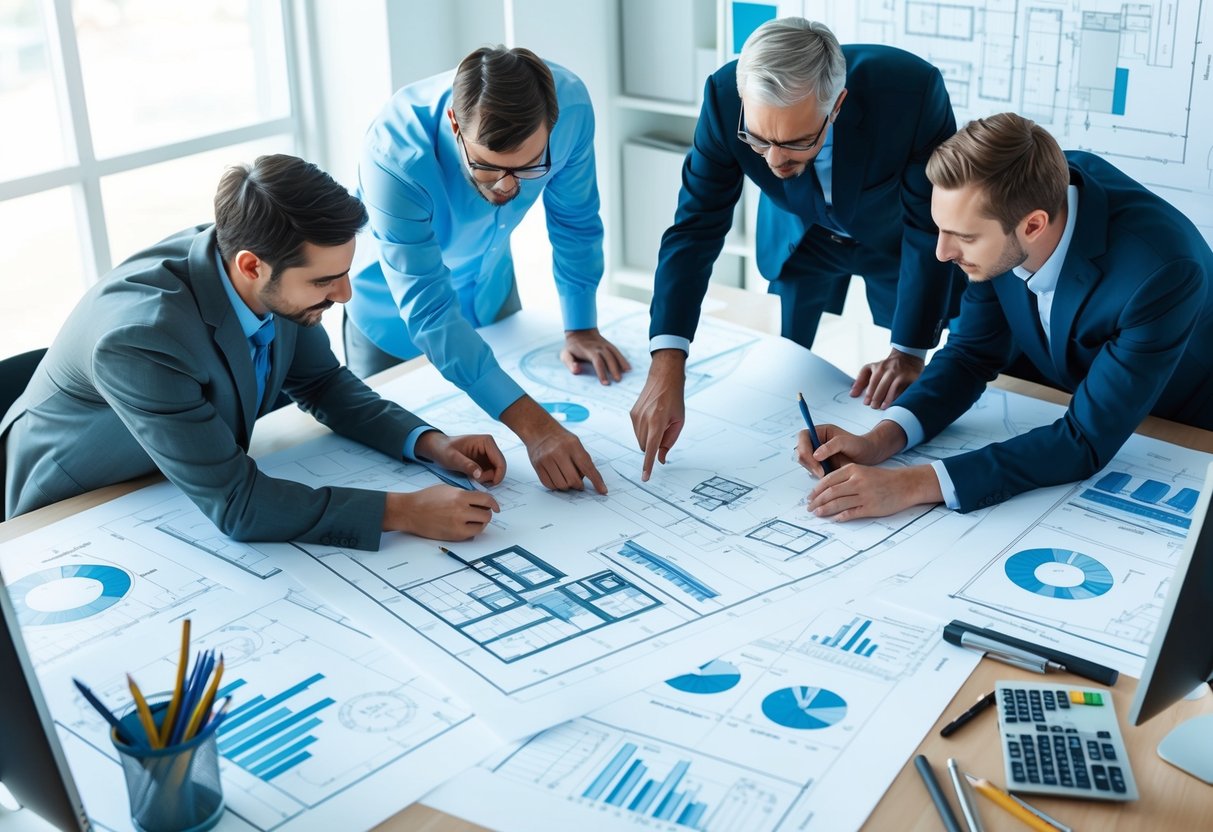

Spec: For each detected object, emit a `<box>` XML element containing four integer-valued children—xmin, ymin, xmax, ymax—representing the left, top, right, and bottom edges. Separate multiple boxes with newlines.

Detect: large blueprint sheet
<box><xmin>0</xmin><ymin>486</ymin><xmax>499</xmax><ymax>832</ymax></box>
<box><xmin>423</xmin><ymin>598</ymin><xmax>980</xmax><ymax>832</ymax></box>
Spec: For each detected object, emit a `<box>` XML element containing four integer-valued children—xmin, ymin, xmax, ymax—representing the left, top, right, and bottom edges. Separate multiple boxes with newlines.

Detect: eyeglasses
<box><xmin>737</xmin><ymin>106</ymin><xmax>831</xmax><ymax>154</ymax></box>
<box><xmin>456</xmin><ymin>132</ymin><xmax>551</xmax><ymax>188</ymax></box>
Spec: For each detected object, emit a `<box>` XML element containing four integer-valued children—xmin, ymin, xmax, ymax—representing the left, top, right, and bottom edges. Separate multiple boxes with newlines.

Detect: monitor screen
<box><xmin>1129</xmin><ymin>459</ymin><xmax>1213</xmax><ymax>726</ymax></box>
<box><xmin>0</xmin><ymin>575</ymin><xmax>91</xmax><ymax>831</ymax></box>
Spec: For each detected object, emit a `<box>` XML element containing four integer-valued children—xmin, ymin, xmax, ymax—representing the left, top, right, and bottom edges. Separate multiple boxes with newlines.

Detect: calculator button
<box><xmin>1012</xmin><ymin>762</ymin><xmax>1026</xmax><ymax>782</ymax></box>
<box><xmin>1087</xmin><ymin>740</ymin><xmax>1102</xmax><ymax>760</ymax></box>
<box><xmin>1092</xmin><ymin>764</ymin><xmax>1111</xmax><ymax>791</ymax></box>
<box><xmin>1097</xmin><ymin>730</ymin><xmax>1112</xmax><ymax>739</ymax></box>
<box><xmin>1102</xmin><ymin>743</ymin><xmax>1117</xmax><ymax>760</ymax></box>
<box><xmin>1109</xmin><ymin>767</ymin><xmax>1127</xmax><ymax>793</ymax></box>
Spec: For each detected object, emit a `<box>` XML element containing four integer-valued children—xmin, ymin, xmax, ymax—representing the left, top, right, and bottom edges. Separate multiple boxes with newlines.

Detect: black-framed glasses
<box><xmin>456</xmin><ymin>132</ymin><xmax>552</xmax><ymax>187</ymax></box>
<box><xmin>737</xmin><ymin>105</ymin><xmax>831</xmax><ymax>154</ymax></box>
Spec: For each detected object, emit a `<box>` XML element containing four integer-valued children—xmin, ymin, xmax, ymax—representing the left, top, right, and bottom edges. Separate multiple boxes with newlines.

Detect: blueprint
<box><xmin>423</xmin><ymin>598</ymin><xmax>981</xmax><ymax>832</ymax></box>
<box><xmin>265</xmin><ymin>306</ymin><xmax>983</xmax><ymax>736</ymax></box>
<box><xmin>0</xmin><ymin>488</ymin><xmax>500</xmax><ymax>832</ymax></box>
<box><xmin>802</xmin><ymin>0</ymin><xmax>1213</xmax><ymax>241</ymax></box>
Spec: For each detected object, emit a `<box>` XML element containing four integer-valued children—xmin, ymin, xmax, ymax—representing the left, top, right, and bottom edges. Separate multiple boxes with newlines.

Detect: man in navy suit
<box><xmin>631</xmin><ymin>18</ymin><xmax>962</xmax><ymax>480</ymax></box>
<box><xmin>801</xmin><ymin>113</ymin><xmax>1213</xmax><ymax>518</ymax></box>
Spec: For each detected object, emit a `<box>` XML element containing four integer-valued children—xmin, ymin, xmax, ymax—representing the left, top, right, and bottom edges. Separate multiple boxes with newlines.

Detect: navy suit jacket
<box><xmin>650</xmin><ymin>45</ymin><xmax>958</xmax><ymax>350</ymax></box>
<box><xmin>897</xmin><ymin>152</ymin><xmax>1213</xmax><ymax>512</ymax></box>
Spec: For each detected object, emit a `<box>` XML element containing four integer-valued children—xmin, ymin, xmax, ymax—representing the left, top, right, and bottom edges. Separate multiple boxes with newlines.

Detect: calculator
<box><xmin>995</xmin><ymin>681</ymin><xmax>1138</xmax><ymax>801</ymax></box>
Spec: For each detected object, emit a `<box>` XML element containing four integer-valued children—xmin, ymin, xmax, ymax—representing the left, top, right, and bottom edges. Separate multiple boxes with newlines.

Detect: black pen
<box><xmin>914</xmin><ymin>754</ymin><xmax>963</xmax><ymax>832</ymax></box>
<box><xmin>940</xmin><ymin>690</ymin><xmax>996</xmax><ymax>737</ymax></box>
<box><xmin>943</xmin><ymin>620</ymin><xmax>1118</xmax><ymax>686</ymax></box>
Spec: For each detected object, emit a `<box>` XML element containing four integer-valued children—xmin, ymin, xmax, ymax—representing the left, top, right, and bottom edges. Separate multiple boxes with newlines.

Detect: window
<box><xmin>0</xmin><ymin>0</ymin><xmax>305</xmax><ymax>356</ymax></box>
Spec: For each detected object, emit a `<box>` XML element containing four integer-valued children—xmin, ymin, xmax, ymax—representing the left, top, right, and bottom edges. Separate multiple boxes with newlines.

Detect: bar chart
<box><xmin>1075</xmin><ymin>470</ymin><xmax>1200</xmax><ymax>534</ymax></box>
<box><xmin>215</xmin><ymin>673</ymin><xmax>335</xmax><ymax>782</ymax></box>
<box><xmin>810</xmin><ymin>615</ymin><xmax>878</xmax><ymax>657</ymax></box>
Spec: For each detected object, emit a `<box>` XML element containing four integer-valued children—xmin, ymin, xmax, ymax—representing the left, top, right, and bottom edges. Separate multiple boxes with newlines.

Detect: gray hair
<box><xmin>736</xmin><ymin>18</ymin><xmax>846</xmax><ymax>116</ymax></box>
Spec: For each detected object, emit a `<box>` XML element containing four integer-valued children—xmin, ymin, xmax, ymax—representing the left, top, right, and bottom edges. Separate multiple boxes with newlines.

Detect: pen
<box><xmin>946</xmin><ymin>758</ymin><xmax>984</xmax><ymax>832</ymax></box>
<box><xmin>439</xmin><ymin>545</ymin><xmax>474</xmax><ymax>566</ymax></box>
<box><xmin>73</xmin><ymin>678</ymin><xmax>141</xmax><ymax>747</ymax></box>
<box><xmin>957</xmin><ymin>632</ymin><xmax>1063</xmax><ymax>674</ymax></box>
<box><xmin>182</xmin><ymin>655</ymin><xmax>224</xmax><ymax>742</ymax></box>
<box><xmin>914</xmin><ymin>754</ymin><xmax>963</xmax><ymax>832</ymax></box>
<box><xmin>943</xmin><ymin>620</ymin><xmax>1118</xmax><ymax>686</ymax></box>
<box><xmin>940</xmin><ymin>690</ymin><xmax>996</xmax><ymax>737</ymax></box>
<box><xmin>965</xmin><ymin>774</ymin><xmax>1069</xmax><ymax>832</ymax></box>
<box><xmin>797</xmin><ymin>392</ymin><xmax>833</xmax><ymax>474</ymax></box>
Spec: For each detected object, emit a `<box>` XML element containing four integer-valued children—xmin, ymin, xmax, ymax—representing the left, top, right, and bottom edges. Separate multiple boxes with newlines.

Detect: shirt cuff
<box><xmin>881</xmin><ymin>407</ymin><xmax>925</xmax><ymax>449</ymax></box>
<box><xmin>467</xmin><ymin>366</ymin><xmax>528</xmax><ymax>420</ymax></box>
<box><xmin>404</xmin><ymin>426</ymin><xmax>440</xmax><ymax>462</ymax></box>
<box><xmin>559</xmin><ymin>291</ymin><xmax>598</xmax><ymax>332</ymax></box>
<box><xmin>649</xmin><ymin>335</ymin><xmax>691</xmax><ymax>355</ymax></box>
<box><xmin>890</xmin><ymin>343</ymin><xmax>929</xmax><ymax>360</ymax></box>
<box><xmin>931</xmin><ymin>459</ymin><xmax>961</xmax><ymax>510</ymax></box>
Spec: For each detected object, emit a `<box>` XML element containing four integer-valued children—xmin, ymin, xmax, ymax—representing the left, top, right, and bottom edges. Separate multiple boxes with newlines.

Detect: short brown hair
<box><xmin>926</xmin><ymin>113</ymin><xmax>1069</xmax><ymax>233</ymax></box>
<box><xmin>214</xmin><ymin>154</ymin><xmax>367</xmax><ymax>278</ymax></box>
<box><xmin>451</xmin><ymin>46</ymin><xmax>558</xmax><ymax>152</ymax></box>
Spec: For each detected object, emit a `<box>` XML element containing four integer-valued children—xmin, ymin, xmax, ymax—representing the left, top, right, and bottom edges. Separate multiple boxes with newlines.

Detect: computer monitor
<box><xmin>1128</xmin><ymin>460</ymin><xmax>1213</xmax><ymax>784</ymax></box>
<box><xmin>0</xmin><ymin>575</ymin><xmax>91</xmax><ymax>831</ymax></box>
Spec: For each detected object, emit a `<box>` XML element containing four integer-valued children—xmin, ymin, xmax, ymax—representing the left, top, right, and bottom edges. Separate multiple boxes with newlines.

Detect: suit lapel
<box><xmin>261</xmin><ymin>322</ymin><xmax>295</xmax><ymax>417</ymax></box>
<box><xmin>188</xmin><ymin>228</ymin><xmax>259</xmax><ymax>442</ymax></box>
<box><xmin>1047</xmin><ymin>169</ymin><xmax>1108</xmax><ymax>382</ymax></box>
<box><xmin>994</xmin><ymin>274</ymin><xmax>1050</xmax><ymax>369</ymax></box>
<box><xmin>827</xmin><ymin>91</ymin><xmax>866</xmax><ymax>230</ymax></box>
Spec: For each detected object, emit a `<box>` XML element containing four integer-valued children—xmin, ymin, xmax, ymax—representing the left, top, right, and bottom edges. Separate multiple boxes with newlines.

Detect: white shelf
<box><xmin>614</xmin><ymin>94</ymin><xmax>701</xmax><ymax>118</ymax></box>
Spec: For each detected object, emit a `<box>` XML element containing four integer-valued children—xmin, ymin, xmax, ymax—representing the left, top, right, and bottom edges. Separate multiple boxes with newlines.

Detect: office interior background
<box><xmin>3</xmin><ymin>0</ymin><xmax>1211</xmax><ymax>372</ymax></box>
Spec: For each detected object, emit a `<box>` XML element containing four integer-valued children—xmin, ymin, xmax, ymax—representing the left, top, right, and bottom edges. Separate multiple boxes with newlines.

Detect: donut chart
<box><xmin>665</xmin><ymin>659</ymin><xmax>742</xmax><ymax>694</ymax></box>
<box><xmin>1005</xmin><ymin>548</ymin><xmax>1114</xmax><ymax>600</ymax></box>
<box><xmin>10</xmin><ymin>564</ymin><xmax>133</xmax><ymax>625</ymax></box>
<box><xmin>540</xmin><ymin>402</ymin><xmax>590</xmax><ymax>423</ymax></box>
<box><xmin>761</xmin><ymin>686</ymin><xmax>847</xmax><ymax>730</ymax></box>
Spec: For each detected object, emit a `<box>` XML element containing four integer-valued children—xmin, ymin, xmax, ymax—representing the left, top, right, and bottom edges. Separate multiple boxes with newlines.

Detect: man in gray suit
<box><xmin>2</xmin><ymin>155</ymin><xmax>505</xmax><ymax>549</ymax></box>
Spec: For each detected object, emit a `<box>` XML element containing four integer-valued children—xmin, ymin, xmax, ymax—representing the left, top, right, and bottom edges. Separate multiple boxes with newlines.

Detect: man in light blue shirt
<box><xmin>346</xmin><ymin>46</ymin><xmax>628</xmax><ymax>494</ymax></box>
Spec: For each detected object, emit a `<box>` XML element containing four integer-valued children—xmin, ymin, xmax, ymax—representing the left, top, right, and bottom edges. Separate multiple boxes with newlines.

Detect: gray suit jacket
<box><xmin>2</xmin><ymin>225</ymin><xmax>430</xmax><ymax>550</ymax></box>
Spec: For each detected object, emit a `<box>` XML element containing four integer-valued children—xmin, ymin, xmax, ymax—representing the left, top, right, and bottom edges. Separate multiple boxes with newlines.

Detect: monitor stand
<box><xmin>1157</xmin><ymin>713</ymin><xmax>1213</xmax><ymax>784</ymax></box>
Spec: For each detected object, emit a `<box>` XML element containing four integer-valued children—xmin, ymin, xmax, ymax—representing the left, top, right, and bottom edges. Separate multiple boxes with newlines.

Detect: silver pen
<box><xmin>959</xmin><ymin>632</ymin><xmax>1065</xmax><ymax>674</ymax></box>
<box><xmin>946</xmin><ymin>758</ymin><xmax>984</xmax><ymax>832</ymax></box>
<box><xmin>1006</xmin><ymin>789</ymin><xmax>1073</xmax><ymax>832</ymax></box>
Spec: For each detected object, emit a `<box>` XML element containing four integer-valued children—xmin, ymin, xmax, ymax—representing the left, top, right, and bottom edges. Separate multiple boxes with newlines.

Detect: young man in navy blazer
<box><xmin>801</xmin><ymin>113</ymin><xmax>1213</xmax><ymax>518</ymax></box>
<box><xmin>631</xmin><ymin>18</ymin><xmax>963</xmax><ymax>481</ymax></box>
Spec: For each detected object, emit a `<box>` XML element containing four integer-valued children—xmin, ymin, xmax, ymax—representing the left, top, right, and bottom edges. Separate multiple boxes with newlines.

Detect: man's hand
<box><xmin>385</xmin><ymin>485</ymin><xmax>501</xmax><ymax>540</ymax></box>
<box><xmin>415</xmin><ymin>431</ymin><xmax>506</xmax><ymax>486</ymax></box>
<box><xmin>807</xmin><ymin>464</ymin><xmax>942</xmax><ymax>521</ymax></box>
<box><xmin>561</xmin><ymin>328</ymin><xmax>632</xmax><ymax>384</ymax></box>
<box><xmin>797</xmin><ymin>421</ymin><xmax>908</xmax><ymax>477</ymax></box>
<box><xmin>629</xmin><ymin>350</ymin><xmax>686</xmax><ymax>481</ymax></box>
<box><xmin>849</xmin><ymin>348</ymin><xmax>925</xmax><ymax>409</ymax></box>
<box><xmin>500</xmin><ymin>396</ymin><xmax>607</xmax><ymax>494</ymax></box>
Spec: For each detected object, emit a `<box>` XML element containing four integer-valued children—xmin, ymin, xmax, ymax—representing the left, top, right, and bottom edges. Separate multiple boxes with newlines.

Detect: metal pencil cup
<box><xmin>111</xmin><ymin>700</ymin><xmax>225</xmax><ymax>832</ymax></box>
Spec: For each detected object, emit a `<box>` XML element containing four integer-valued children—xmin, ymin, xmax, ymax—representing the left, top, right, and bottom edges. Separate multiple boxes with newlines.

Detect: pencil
<box><xmin>966</xmin><ymin>775</ymin><xmax>1062</xmax><ymax>832</ymax></box>
<box><xmin>126</xmin><ymin>674</ymin><xmax>161</xmax><ymax>749</ymax></box>
<box><xmin>182</xmin><ymin>656</ymin><xmax>224</xmax><ymax>742</ymax></box>
<box><xmin>158</xmin><ymin>619</ymin><xmax>191</xmax><ymax>747</ymax></box>
<box><xmin>797</xmin><ymin>393</ymin><xmax>834</xmax><ymax>475</ymax></box>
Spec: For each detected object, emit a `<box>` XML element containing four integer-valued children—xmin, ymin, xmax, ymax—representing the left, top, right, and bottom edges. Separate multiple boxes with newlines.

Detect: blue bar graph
<box><xmin>1131</xmin><ymin>480</ymin><xmax>1169</xmax><ymax>504</ymax></box>
<box><xmin>215</xmin><ymin>674</ymin><xmax>333</xmax><ymax>782</ymax></box>
<box><xmin>1112</xmin><ymin>67</ymin><xmax>1129</xmax><ymax>115</ymax></box>
<box><xmin>1080</xmin><ymin>490</ymin><xmax>1191</xmax><ymax>530</ymax></box>
<box><xmin>1167</xmin><ymin>488</ymin><xmax>1199</xmax><ymax>513</ymax></box>
<box><xmin>1094</xmin><ymin>472</ymin><xmax>1131</xmax><ymax>493</ymax></box>
<box><xmin>582</xmin><ymin>745</ymin><xmax>710</xmax><ymax>829</ymax></box>
<box><xmin>616</xmin><ymin>541</ymin><xmax>719</xmax><ymax>601</ymax></box>
<box><xmin>812</xmin><ymin>616</ymin><xmax>879</xmax><ymax>658</ymax></box>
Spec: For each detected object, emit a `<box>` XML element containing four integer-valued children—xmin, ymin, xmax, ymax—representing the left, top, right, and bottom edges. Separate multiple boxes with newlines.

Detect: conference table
<box><xmin>3</xmin><ymin>286</ymin><xmax>1211</xmax><ymax>831</ymax></box>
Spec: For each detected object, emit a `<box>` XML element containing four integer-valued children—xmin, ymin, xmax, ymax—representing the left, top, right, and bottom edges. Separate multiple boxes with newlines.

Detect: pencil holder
<box><xmin>111</xmin><ymin>700</ymin><xmax>225</xmax><ymax>832</ymax></box>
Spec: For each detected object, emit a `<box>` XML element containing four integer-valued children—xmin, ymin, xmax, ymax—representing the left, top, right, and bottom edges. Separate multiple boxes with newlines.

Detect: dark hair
<box><xmin>451</xmin><ymin>46</ymin><xmax>558</xmax><ymax>152</ymax></box>
<box><xmin>213</xmin><ymin>154</ymin><xmax>368</xmax><ymax>277</ymax></box>
<box><xmin>927</xmin><ymin>113</ymin><xmax>1069</xmax><ymax>233</ymax></box>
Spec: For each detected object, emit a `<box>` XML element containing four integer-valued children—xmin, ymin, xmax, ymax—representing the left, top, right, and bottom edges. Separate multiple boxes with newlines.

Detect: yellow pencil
<box><xmin>126</xmin><ymin>674</ymin><xmax>161</xmax><ymax>750</ymax></box>
<box><xmin>158</xmin><ymin>619</ymin><xmax>191</xmax><ymax>747</ymax></box>
<box><xmin>181</xmin><ymin>657</ymin><xmax>224</xmax><ymax>742</ymax></box>
<box><xmin>966</xmin><ymin>775</ymin><xmax>1061</xmax><ymax>832</ymax></box>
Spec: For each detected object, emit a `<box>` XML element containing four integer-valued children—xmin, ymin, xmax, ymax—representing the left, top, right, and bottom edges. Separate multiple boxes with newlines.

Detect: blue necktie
<box><xmin>250</xmin><ymin>319</ymin><xmax>275</xmax><ymax>410</ymax></box>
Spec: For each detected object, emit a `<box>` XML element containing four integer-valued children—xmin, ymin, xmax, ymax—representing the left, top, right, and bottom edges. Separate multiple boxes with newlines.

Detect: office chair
<box><xmin>0</xmin><ymin>348</ymin><xmax>47</xmax><ymax>423</ymax></box>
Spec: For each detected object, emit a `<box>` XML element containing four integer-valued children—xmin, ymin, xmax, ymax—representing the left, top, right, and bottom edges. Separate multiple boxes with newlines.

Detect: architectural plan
<box><xmin>802</xmin><ymin>0</ymin><xmax>1213</xmax><ymax>240</ymax></box>
<box><xmin>423</xmin><ymin>599</ymin><xmax>981</xmax><ymax>832</ymax></box>
<box><xmin>0</xmin><ymin>489</ymin><xmax>500</xmax><ymax>832</ymax></box>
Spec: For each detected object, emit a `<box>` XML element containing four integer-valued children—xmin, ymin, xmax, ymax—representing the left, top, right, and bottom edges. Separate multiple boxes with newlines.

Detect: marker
<box><xmin>940</xmin><ymin>690</ymin><xmax>996</xmax><ymax>737</ymax></box>
<box><xmin>797</xmin><ymin>392</ymin><xmax>834</xmax><ymax>474</ymax></box>
<box><xmin>914</xmin><ymin>754</ymin><xmax>963</xmax><ymax>832</ymax></box>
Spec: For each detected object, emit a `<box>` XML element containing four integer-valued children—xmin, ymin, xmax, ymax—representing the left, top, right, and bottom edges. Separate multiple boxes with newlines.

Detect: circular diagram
<box><xmin>10</xmin><ymin>564</ymin><xmax>133</xmax><ymax>625</ymax></box>
<box><xmin>540</xmin><ymin>402</ymin><xmax>590</xmax><ymax>423</ymax></box>
<box><xmin>761</xmin><ymin>686</ymin><xmax>847</xmax><ymax>730</ymax></box>
<box><xmin>665</xmin><ymin>659</ymin><xmax>742</xmax><ymax>695</ymax></box>
<box><xmin>1005</xmin><ymin>548</ymin><xmax>1114</xmax><ymax>600</ymax></box>
<box><xmin>339</xmin><ymin>691</ymin><xmax>417</xmax><ymax>733</ymax></box>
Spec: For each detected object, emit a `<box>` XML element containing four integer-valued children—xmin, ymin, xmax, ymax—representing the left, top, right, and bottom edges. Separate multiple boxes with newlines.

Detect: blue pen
<box><xmin>797</xmin><ymin>393</ymin><xmax>834</xmax><ymax>475</ymax></box>
<box><xmin>73</xmin><ymin>678</ymin><xmax>142</xmax><ymax>748</ymax></box>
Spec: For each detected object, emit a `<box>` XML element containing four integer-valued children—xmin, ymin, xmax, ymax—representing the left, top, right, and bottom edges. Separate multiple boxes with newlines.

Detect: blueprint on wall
<box><xmin>0</xmin><ymin>486</ymin><xmax>500</xmax><ymax>832</ymax></box>
<box><xmin>796</xmin><ymin>0</ymin><xmax>1213</xmax><ymax>240</ymax></box>
<box><xmin>423</xmin><ymin>598</ymin><xmax>980</xmax><ymax>832</ymax></box>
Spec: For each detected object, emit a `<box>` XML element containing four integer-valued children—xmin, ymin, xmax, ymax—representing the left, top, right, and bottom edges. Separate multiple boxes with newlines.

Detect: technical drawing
<box><xmin>745</xmin><ymin>520</ymin><xmax>827</xmax><ymax>557</ymax></box>
<box><xmin>691</xmin><ymin>476</ymin><xmax>754</xmax><ymax>510</ymax></box>
<box><xmin>614</xmin><ymin>540</ymin><xmax>720</xmax><ymax>601</ymax></box>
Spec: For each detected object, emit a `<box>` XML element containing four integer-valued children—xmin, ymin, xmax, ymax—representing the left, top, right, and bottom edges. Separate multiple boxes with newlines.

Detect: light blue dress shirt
<box><xmin>650</xmin><ymin>124</ymin><xmax>925</xmax><ymax>358</ymax></box>
<box><xmin>215</xmin><ymin>249</ymin><xmax>432</xmax><ymax>459</ymax></box>
<box><xmin>349</xmin><ymin>62</ymin><xmax>605</xmax><ymax>419</ymax></box>
<box><xmin>883</xmin><ymin>185</ymin><xmax>1079</xmax><ymax>508</ymax></box>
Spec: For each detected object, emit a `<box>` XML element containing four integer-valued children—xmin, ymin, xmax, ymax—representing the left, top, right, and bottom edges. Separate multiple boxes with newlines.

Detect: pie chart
<box><xmin>9</xmin><ymin>564</ymin><xmax>133</xmax><ymax>625</ymax></box>
<box><xmin>761</xmin><ymin>686</ymin><xmax>847</xmax><ymax>730</ymax></box>
<box><xmin>541</xmin><ymin>402</ymin><xmax>590</xmax><ymax>423</ymax></box>
<box><xmin>1005</xmin><ymin>548</ymin><xmax>1114</xmax><ymax>600</ymax></box>
<box><xmin>665</xmin><ymin>659</ymin><xmax>742</xmax><ymax>694</ymax></box>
